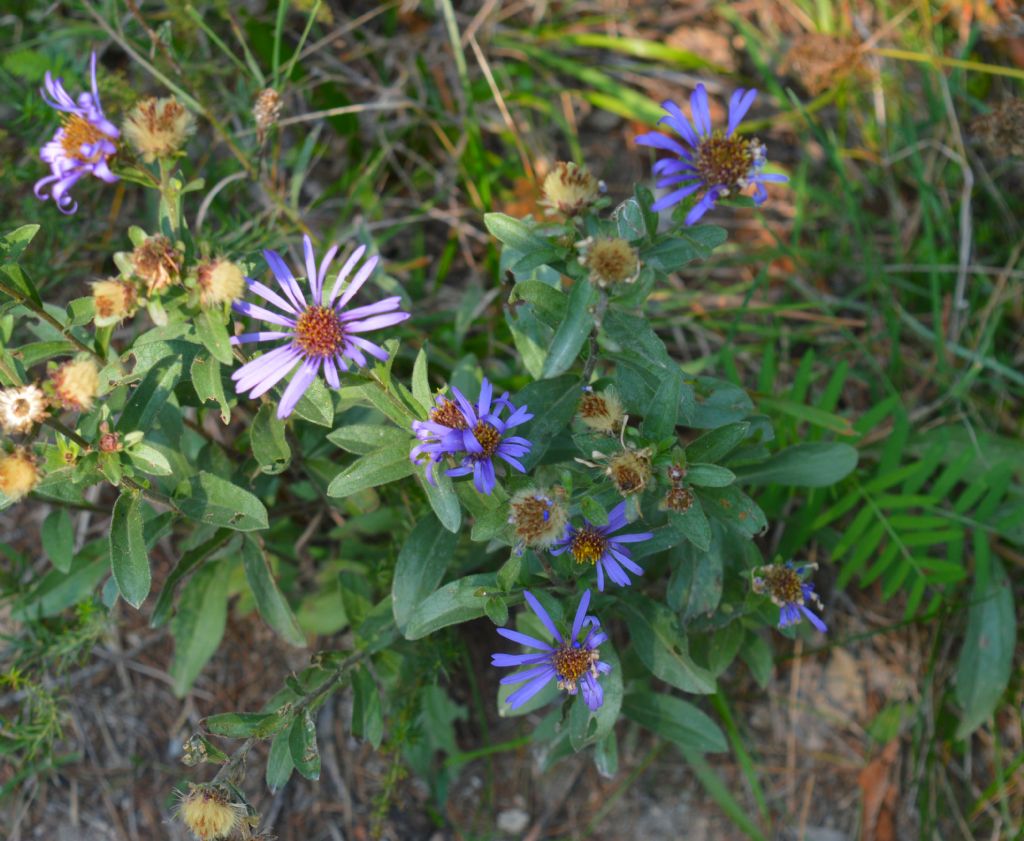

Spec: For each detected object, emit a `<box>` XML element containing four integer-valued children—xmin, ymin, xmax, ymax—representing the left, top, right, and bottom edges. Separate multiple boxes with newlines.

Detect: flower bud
<box><xmin>540</xmin><ymin>161</ymin><xmax>600</xmax><ymax>216</ymax></box>
<box><xmin>91</xmin><ymin>279</ymin><xmax>137</xmax><ymax>326</ymax></box>
<box><xmin>0</xmin><ymin>384</ymin><xmax>48</xmax><ymax>434</ymax></box>
<box><xmin>176</xmin><ymin>784</ymin><xmax>245</xmax><ymax>841</ymax></box>
<box><xmin>196</xmin><ymin>259</ymin><xmax>246</xmax><ymax>306</ymax></box>
<box><xmin>253</xmin><ymin>88</ymin><xmax>282</xmax><ymax>146</ymax></box>
<box><xmin>52</xmin><ymin>358</ymin><xmax>100</xmax><ymax>412</ymax></box>
<box><xmin>132</xmin><ymin>234</ymin><xmax>181</xmax><ymax>295</ymax></box>
<box><xmin>508</xmin><ymin>487</ymin><xmax>569</xmax><ymax>551</ymax></box>
<box><xmin>577</xmin><ymin>386</ymin><xmax>624</xmax><ymax>435</ymax></box>
<box><xmin>0</xmin><ymin>449</ymin><xmax>40</xmax><ymax>501</ymax></box>
<box><xmin>577</xmin><ymin>237</ymin><xmax>640</xmax><ymax>287</ymax></box>
<box><xmin>605</xmin><ymin>447</ymin><xmax>652</xmax><ymax>496</ymax></box>
<box><xmin>122</xmin><ymin>96</ymin><xmax>196</xmax><ymax>163</ymax></box>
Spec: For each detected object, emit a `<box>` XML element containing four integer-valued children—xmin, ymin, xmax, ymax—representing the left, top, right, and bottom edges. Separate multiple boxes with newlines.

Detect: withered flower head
<box><xmin>91</xmin><ymin>278</ymin><xmax>137</xmax><ymax>326</ymax></box>
<box><xmin>661</xmin><ymin>484</ymin><xmax>694</xmax><ymax>513</ymax></box>
<box><xmin>577</xmin><ymin>237</ymin><xmax>640</xmax><ymax>287</ymax></box>
<box><xmin>0</xmin><ymin>448</ymin><xmax>41</xmax><ymax>501</ymax></box>
<box><xmin>253</xmin><ymin>88</ymin><xmax>282</xmax><ymax>145</ymax></box>
<box><xmin>0</xmin><ymin>384</ymin><xmax>48</xmax><ymax>434</ymax></box>
<box><xmin>605</xmin><ymin>447</ymin><xmax>652</xmax><ymax>496</ymax></box>
<box><xmin>176</xmin><ymin>784</ymin><xmax>245</xmax><ymax>841</ymax></box>
<box><xmin>52</xmin><ymin>358</ymin><xmax>100</xmax><ymax>412</ymax></box>
<box><xmin>508</xmin><ymin>486</ymin><xmax>569</xmax><ymax>551</ymax></box>
<box><xmin>541</xmin><ymin>161</ymin><xmax>600</xmax><ymax>216</ymax></box>
<box><xmin>197</xmin><ymin>258</ymin><xmax>246</xmax><ymax>306</ymax></box>
<box><xmin>577</xmin><ymin>386</ymin><xmax>625</xmax><ymax>435</ymax></box>
<box><xmin>122</xmin><ymin>96</ymin><xmax>196</xmax><ymax>162</ymax></box>
<box><xmin>132</xmin><ymin>234</ymin><xmax>181</xmax><ymax>295</ymax></box>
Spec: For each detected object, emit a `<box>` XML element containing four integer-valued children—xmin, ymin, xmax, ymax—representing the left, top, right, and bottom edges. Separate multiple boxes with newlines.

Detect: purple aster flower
<box><xmin>752</xmin><ymin>561</ymin><xmax>828</xmax><ymax>633</ymax></box>
<box><xmin>550</xmin><ymin>501</ymin><xmax>652</xmax><ymax>592</ymax></box>
<box><xmin>492</xmin><ymin>589</ymin><xmax>611</xmax><ymax>711</ymax></box>
<box><xmin>635</xmin><ymin>84</ymin><xmax>788</xmax><ymax>224</ymax></box>
<box><xmin>410</xmin><ymin>377</ymin><xmax>533</xmax><ymax>495</ymax></box>
<box><xmin>34</xmin><ymin>52</ymin><xmax>119</xmax><ymax>214</ymax></box>
<box><xmin>231</xmin><ymin>234</ymin><xmax>410</xmax><ymax>419</ymax></box>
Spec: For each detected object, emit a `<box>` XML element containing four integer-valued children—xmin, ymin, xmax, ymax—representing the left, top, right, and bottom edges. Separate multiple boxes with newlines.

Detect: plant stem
<box><xmin>0</xmin><ymin>281</ymin><xmax>102</xmax><ymax>361</ymax></box>
<box><xmin>581</xmin><ymin>289</ymin><xmax>609</xmax><ymax>383</ymax></box>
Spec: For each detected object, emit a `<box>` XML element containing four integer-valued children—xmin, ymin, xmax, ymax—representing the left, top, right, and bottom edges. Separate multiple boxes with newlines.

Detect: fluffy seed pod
<box><xmin>540</xmin><ymin>161</ymin><xmax>600</xmax><ymax>216</ymax></box>
<box><xmin>661</xmin><ymin>484</ymin><xmax>694</xmax><ymax>513</ymax></box>
<box><xmin>52</xmin><ymin>358</ymin><xmax>100</xmax><ymax>412</ymax></box>
<box><xmin>508</xmin><ymin>487</ymin><xmax>569</xmax><ymax>551</ymax></box>
<box><xmin>253</xmin><ymin>88</ymin><xmax>282</xmax><ymax>146</ymax></box>
<box><xmin>122</xmin><ymin>96</ymin><xmax>196</xmax><ymax>163</ymax></box>
<box><xmin>132</xmin><ymin>234</ymin><xmax>181</xmax><ymax>294</ymax></box>
<box><xmin>91</xmin><ymin>279</ymin><xmax>137</xmax><ymax>326</ymax></box>
<box><xmin>577</xmin><ymin>386</ymin><xmax>625</xmax><ymax>435</ymax></box>
<box><xmin>0</xmin><ymin>384</ymin><xmax>48</xmax><ymax>434</ymax></box>
<box><xmin>605</xmin><ymin>447</ymin><xmax>652</xmax><ymax>496</ymax></box>
<box><xmin>0</xmin><ymin>449</ymin><xmax>40</xmax><ymax>501</ymax></box>
<box><xmin>196</xmin><ymin>259</ymin><xmax>246</xmax><ymax>306</ymax></box>
<box><xmin>176</xmin><ymin>784</ymin><xmax>245</xmax><ymax>841</ymax></box>
<box><xmin>577</xmin><ymin>237</ymin><xmax>640</xmax><ymax>287</ymax></box>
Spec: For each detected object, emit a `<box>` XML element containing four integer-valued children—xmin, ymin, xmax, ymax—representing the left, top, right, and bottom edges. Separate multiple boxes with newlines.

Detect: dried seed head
<box><xmin>752</xmin><ymin>562</ymin><xmax>820</xmax><ymax>607</ymax></box>
<box><xmin>508</xmin><ymin>486</ymin><xmax>569</xmax><ymax>550</ymax></box>
<box><xmin>52</xmin><ymin>358</ymin><xmax>100</xmax><ymax>412</ymax></box>
<box><xmin>605</xmin><ymin>447</ymin><xmax>652</xmax><ymax>496</ymax></box>
<box><xmin>253</xmin><ymin>88</ymin><xmax>282</xmax><ymax>145</ymax></box>
<box><xmin>0</xmin><ymin>449</ymin><xmax>40</xmax><ymax>501</ymax></box>
<box><xmin>577</xmin><ymin>237</ymin><xmax>640</xmax><ymax>287</ymax></box>
<box><xmin>176</xmin><ymin>784</ymin><xmax>245</xmax><ymax>841</ymax></box>
<box><xmin>91</xmin><ymin>278</ymin><xmax>137</xmax><ymax>325</ymax></box>
<box><xmin>971</xmin><ymin>98</ymin><xmax>1024</xmax><ymax>159</ymax></box>
<box><xmin>98</xmin><ymin>423</ymin><xmax>121</xmax><ymax>453</ymax></box>
<box><xmin>667</xmin><ymin>463</ymin><xmax>686</xmax><ymax>484</ymax></box>
<box><xmin>122</xmin><ymin>96</ymin><xmax>196</xmax><ymax>162</ymax></box>
<box><xmin>197</xmin><ymin>259</ymin><xmax>246</xmax><ymax>306</ymax></box>
<box><xmin>0</xmin><ymin>384</ymin><xmax>48</xmax><ymax>434</ymax></box>
<box><xmin>780</xmin><ymin>33</ymin><xmax>863</xmax><ymax>95</ymax></box>
<box><xmin>541</xmin><ymin>161</ymin><xmax>600</xmax><ymax>216</ymax></box>
<box><xmin>577</xmin><ymin>386</ymin><xmax>624</xmax><ymax>435</ymax></box>
<box><xmin>132</xmin><ymin>234</ymin><xmax>181</xmax><ymax>294</ymax></box>
<box><xmin>660</xmin><ymin>484</ymin><xmax>694</xmax><ymax>513</ymax></box>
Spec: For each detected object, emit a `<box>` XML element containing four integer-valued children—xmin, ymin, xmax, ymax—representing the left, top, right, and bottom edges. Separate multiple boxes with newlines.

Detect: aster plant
<box><xmin>550</xmin><ymin>502</ymin><xmax>653</xmax><ymax>591</ymax></box>
<box><xmin>34</xmin><ymin>52</ymin><xmax>119</xmax><ymax>214</ymax></box>
<box><xmin>636</xmin><ymin>84</ymin><xmax>788</xmax><ymax>223</ymax></box>
<box><xmin>232</xmin><ymin>235</ymin><xmax>411</xmax><ymax>419</ymax></box>
<box><xmin>493</xmin><ymin>590</ymin><xmax>611</xmax><ymax>710</ymax></box>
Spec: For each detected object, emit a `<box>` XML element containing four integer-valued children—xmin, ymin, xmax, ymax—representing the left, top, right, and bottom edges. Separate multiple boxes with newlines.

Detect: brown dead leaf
<box><xmin>857</xmin><ymin>740</ymin><xmax>900</xmax><ymax>841</ymax></box>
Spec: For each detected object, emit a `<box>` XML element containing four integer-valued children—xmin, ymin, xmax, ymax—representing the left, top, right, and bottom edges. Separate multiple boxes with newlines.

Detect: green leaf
<box><xmin>289</xmin><ymin>710</ymin><xmax>321</xmax><ymax>780</ymax></box>
<box><xmin>580</xmin><ymin>496</ymin><xmax>608</xmax><ymax>526</ymax></box>
<box><xmin>668</xmin><ymin>494</ymin><xmax>711</xmax><ymax>553</ymax></box>
<box><xmin>613</xmin><ymin>197</ymin><xmax>647</xmax><ymax>241</ymax></box>
<box><xmin>12</xmin><ymin>548</ymin><xmax>107</xmax><ymax>621</ymax></box>
<box><xmin>266</xmin><ymin>728</ymin><xmax>295</xmax><ymax>791</ymax></box>
<box><xmin>515</xmin><ymin>375</ymin><xmax>581</xmax><ymax>469</ymax></box>
<box><xmin>241</xmin><ymin>537</ymin><xmax>306</xmax><ymax>646</ymax></box>
<box><xmin>326</xmin><ymin>423</ymin><xmax>410</xmax><ymax>455</ymax></box>
<box><xmin>393</xmin><ymin>516</ymin><xmax>460</xmax><ymax>636</ymax></box>
<box><xmin>176</xmin><ymin>471</ymin><xmax>269</xmax><ymax>531</ymax></box>
<box><xmin>352</xmin><ymin>665</ymin><xmax>384</xmax><ymax>748</ymax></box>
<box><xmin>291</xmin><ymin>377</ymin><xmax>334</xmax><ymax>427</ymax></box>
<box><xmin>0</xmin><ymin>263</ymin><xmax>44</xmax><ymax>308</ymax></box>
<box><xmin>685</xmin><ymin>422</ymin><xmax>750</xmax><ymax>463</ymax></box>
<box><xmin>541</xmin><ymin>279</ymin><xmax>596</xmax><ymax>378</ymax></box>
<box><xmin>190</xmin><ymin>353</ymin><xmax>231</xmax><ymax>424</ymax></box>
<box><xmin>668</xmin><ymin>525</ymin><xmax>723</xmax><ymax>621</ymax></box>
<box><xmin>150</xmin><ymin>530</ymin><xmax>232</xmax><ymax>629</ymax></box>
<box><xmin>411</xmin><ymin>347</ymin><xmax>432</xmax><ymax>411</ymax></box>
<box><xmin>686</xmin><ymin>463</ymin><xmax>736</xmax><ymax>487</ymax></box>
<box><xmin>734</xmin><ymin>442</ymin><xmax>858</xmax><ymax>487</ymax></box>
<box><xmin>251</xmin><ymin>404</ymin><xmax>292</xmax><ymax>474</ymax></box>
<box><xmin>623</xmin><ymin>691</ymin><xmax>727</xmax><ymax>753</ymax></box>
<box><xmin>170</xmin><ymin>562</ymin><xmax>229</xmax><ymax>696</ymax></box>
<box><xmin>569</xmin><ymin>643</ymin><xmax>623</xmax><ymax>752</ymax></box>
<box><xmin>41</xmin><ymin>509</ymin><xmax>74</xmax><ymax>573</ymax></box>
<box><xmin>116</xmin><ymin>357</ymin><xmax>183</xmax><ymax>432</ymax></box>
<box><xmin>0</xmin><ymin>223</ymin><xmax>40</xmax><ymax>265</ymax></box>
<box><xmin>699</xmin><ymin>485</ymin><xmax>767</xmax><ymax>538</ymax></box>
<box><xmin>484</xmin><ymin>213</ymin><xmax>562</xmax><ymax>265</ymax></box>
<box><xmin>955</xmin><ymin>552</ymin><xmax>1016</xmax><ymax>738</ymax></box>
<box><xmin>404</xmin><ymin>573</ymin><xmax>498</xmax><ymax>640</ymax></box>
<box><xmin>327</xmin><ymin>446</ymin><xmax>416</xmax><ymax>498</ymax></box>
<box><xmin>740</xmin><ymin>633</ymin><xmax>774</xmax><ymax>689</ymax></box>
<box><xmin>620</xmin><ymin>596</ymin><xmax>715</xmax><ymax>694</ymax></box>
<box><xmin>194</xmin><ymin>308</ymin><xmax>233</xmax><ymax>365</ymax></box>
<box><xmin>109</xmin><ymin>492</ymin><xmax>151</xmax><ymax>609</ymax></box>
<box><xmin>420</xmin><ymin>470</ymin><xmax>462</xmax><ymax>533</ymax></box>
<box><xmin>641</xmin><ymin>369</ymin><xmax>681</xmax><ymax>439</ymax></box>
<box><xmin>640</xmin><ymin>226</ymin><xmax>727</xmax><ymax>272</ymax></box>
<box><xmin>127</xmin><ymin>443</ymin><xmax>173</xmax><ymax>476</ymax></box>
<box><xmin>509</xmin><ymin>280</ymin><xmax>568</xmax><ymax>328</ymax></box>
<box><xmin>206</xmin><ymin>712</ymin><xmax>279</xmax><ymax>738</ymax></box>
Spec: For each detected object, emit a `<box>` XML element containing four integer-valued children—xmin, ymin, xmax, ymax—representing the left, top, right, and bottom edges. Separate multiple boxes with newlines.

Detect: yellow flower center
<box><xmin>470</xmin><ymin>421</ymin><xmax>502</xmax><ymax>459</ymax></box>
<box><xmin>294</xmin><ymin>305</ymin><xmax>345</xmax><ymax>358</ymax></box>
<box><xmin>694</xmin><ymin>132</ymin><xmax>755</xmax><ymax>190</ymax></box>
<box><xmin>60</xmin><ymin>114</ymin><xmax>114</xmax><ymax>163</ymax></box>
<box><xmin>552</xmin><ymin>643</ymin><xmax>596</xmax><ymax>685</ymax></box>
<box><xmin>759</xmin><ymin>565</ymin><xmax>803</xmax><ymax>604</ymax></box>
<box><xmin>429</xmin><ymin>398</ymin><xmax>469</xmax><ymax>430</ymax></box>
<box><xmin>569</xmin><ymin>526</ymin><xmax>607</xmax><ymax>566</ymax></box>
